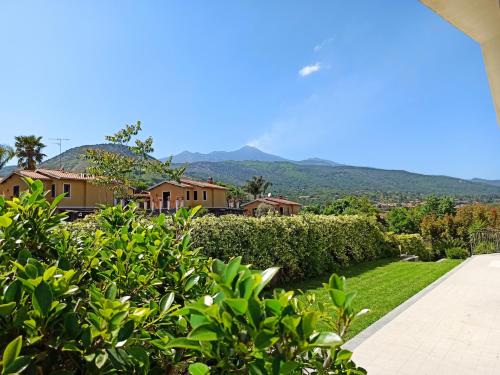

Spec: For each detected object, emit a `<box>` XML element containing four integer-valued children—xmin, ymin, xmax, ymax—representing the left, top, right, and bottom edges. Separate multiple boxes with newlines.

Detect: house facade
<box><xmin>147</xmin><ymin>178</ymin><xmax>228</xmax><ymax>210</ymax></box>
<box><xmin>0</xmin><ymin>169</ymin><xmax>115</xmax><ymax>208</ymax></box>
<box><xmin>242</xmin><ymin>196</ymin><xmax>302</xmax><ymax>217</ymax></box>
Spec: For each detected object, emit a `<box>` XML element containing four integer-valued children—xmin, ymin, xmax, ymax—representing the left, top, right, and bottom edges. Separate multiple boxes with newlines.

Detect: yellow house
<box><xmin>242</xmin><ymin>196</ymin><xmax>302</xmax><ymax>217</ymax></box>
<box><xmin>0</xmin><ymin>169</ymin><xmax>115</xmax><ymax>208</ymax></box>
<box><xmin>147</xmin><ymin>177</ymin><xmax>228</xmax><ymax>210</ymax></box>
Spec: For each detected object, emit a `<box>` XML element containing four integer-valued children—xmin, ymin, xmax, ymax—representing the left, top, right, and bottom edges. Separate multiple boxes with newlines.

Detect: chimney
<box><xmin>207</xmin><ymin>176</ymin><xmax>214</xmax><ymax>183</ymax></box>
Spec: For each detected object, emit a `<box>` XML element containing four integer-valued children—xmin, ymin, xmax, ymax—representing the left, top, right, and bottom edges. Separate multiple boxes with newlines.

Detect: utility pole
<box><xmin>50</xmin><ymin>138</ymin><xmax>70</xmax><ymax>170</ymax></box>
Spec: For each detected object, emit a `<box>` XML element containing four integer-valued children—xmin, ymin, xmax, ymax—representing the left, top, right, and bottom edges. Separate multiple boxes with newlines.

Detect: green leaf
<box><xmin>32</xmin><ymin>281</ymin><xmax>53</xmax><ymax>317</ymax></box>
<box><xmin>301</xmin><ymin>311</ymin><xmax>319</xmax><ymax>337</ymax></box>
<box><xmin>224</xmin><ymin>298</ymin><xmax>248</xmax><ymax>315</ymax></box>
<box><xmin>105</xmin><ymin>282</ymin><xmax>117</xmax><ymax>300</ymax></box>
<box><xmin>159</xmin><ymin>292</ymin><xmax>175</xmax><ymax>315</ymax></box>
<box><xmin>117</xmin><ymin>320</ymin><xmax>134</xmax><ymax>344</ymax></box>
<box><xmin>328</xmin><ymin>289</ymin><xmax>346</xmax><ymax>308</ymax></box>
<box><xmin>312</xmin><ymin>332</ymin><xmax>342</xmax><ymax>348</ymax></box>
<box><xmin>4</xmin><ymin>280</ymin><xmax>22</xmax><ymax>303</ymax></box>
<box><xmin>24</xmin><ymin>264</ymin><xmax>38</xmax><ymax>279</ymax></box>
<box><xmin>3</xmin><ymin>355</ymin><xmax>31</xmax><ymax>375</ymax></box>
<box><xmin>224</xmin><ymin>257</ymin><xmax>241</xmax><ymax>285</ymax></box>
<box><xmin>165</xmin><ymin>338</ymin><xmax>203</xmax><ymax>351</ymax></box>
<box><xmin>0</xmin><ymin>302</ymin><xmax>16</xmax><ymax>317</ymax></box>
<box><xmin>185</xmin><ymin>275</ymin><xmax>200</xmax><ymax>292</ymax></box>
<box><xmin>0</xmin><ymin>214</ymin><xmax>12</xmax><ymax>228</ymax></box>
<box><xmin>255</xmin><ymin>267</ymin><xmax>280</xmax><ymax>295</ymax></box>
<box><xmin>42</xmin><ymin>266</ymin><xmax>57</xmax><ymax>281</ymax></box>
<box><xmin>110</xmin><ymin>311</ymin><xmax>128</xmax><ymax>326</ymax></box>
<box><xmin>187</xmin><ymin>325</ymin><xmax>218</xmax><ymax>341</ymax></box>
<box><xmin>2</xmin><ymin>336</ymin><xmax>22</xmax><ymax>369</ymax></box>
<box><xmin>95</xmin><ymin>351</ymin><xmax>108</xmax><ymax>369</ymax></box>
<box><xmin>188</xmin><ymin>363</ymin><xmax>210</xmax><ymax>375</ymax></box>
<box><xmin>255</xmin><ymin>332</ymin><xmax>278</xmax><ymax>349</ymax></box>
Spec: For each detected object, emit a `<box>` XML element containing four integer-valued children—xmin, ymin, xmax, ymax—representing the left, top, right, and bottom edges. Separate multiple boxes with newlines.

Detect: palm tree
<box><xmin>244</xmin><ymin>176</ymin><xmax>272</xmax><ymax>199</ymax></box>
<box><xmin>14</xmin><ymin>135</ymin><xmax>46</xmax><ymax>170</ymax></box>
<box><xmin>0</xmin><ymin>145</ymin><xmax>14</xmax><ymax>169</ymax></box>
<box><xmin>228</xmin><ymin>185</ymin><xmax>248</xmax><ymax>208</ymax></box>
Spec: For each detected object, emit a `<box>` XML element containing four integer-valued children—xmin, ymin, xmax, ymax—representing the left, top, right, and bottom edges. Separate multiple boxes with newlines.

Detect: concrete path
<box><xmin>348</xmin><ymin>254</ymin><xmax>500</xmax><ymax>375</ymax></box>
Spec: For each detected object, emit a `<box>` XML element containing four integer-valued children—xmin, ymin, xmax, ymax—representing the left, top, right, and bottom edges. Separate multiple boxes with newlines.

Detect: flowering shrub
<box><xmin>0</xmin><ymin>179</ymin><xmax>367</xmax><ymax>374</ymax></box>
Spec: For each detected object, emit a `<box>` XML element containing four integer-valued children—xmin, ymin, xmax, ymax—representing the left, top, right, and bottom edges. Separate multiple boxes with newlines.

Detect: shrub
<box><xmin>0</xmin><ymin>178</ymin><xmax>367</xmax><ymax>374</ymax></box>
<box><xmin>474</xmin><ymin>241</ymin><xmax>496</xmax><ymax>254</ymax></box>
<box><xmin>191</xmin><ymin>213</ymin><xmax>396</xmax><ymax>283</ymax></box>
<box><xmin>390</xmin><ymin>233</ymin><xmax>432</xmax><ymax>261</ymax></box>
<box><xmin>445</xmin><ymin>247</ymin><xmax>469</xmax><ymax>259</ymax></box>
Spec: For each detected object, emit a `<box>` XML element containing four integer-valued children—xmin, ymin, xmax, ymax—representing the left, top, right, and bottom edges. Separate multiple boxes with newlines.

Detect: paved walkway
<box><xmin>347</xmin><ymin>254</ymin><xmax>500</xmax><ymax>375</ymax></box>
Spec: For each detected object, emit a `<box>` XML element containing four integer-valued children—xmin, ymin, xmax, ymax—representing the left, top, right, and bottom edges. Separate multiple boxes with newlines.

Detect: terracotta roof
<box><xmin>17</xmin><ymin>170</ymin><xmax>52</xmax><ymax>180</ymax></box>
<box><xmin>180</xmin><ymin>178</ymin><xmax>229</xmax><ymax>190</ymax></box>
<box><xmin>36</xmin><ymin>169</ymin><xmax>91</xmax><ymax>180</ymax></box>
<box><xmin>148</xmin><ymin>178</ymin><xmax>228</xmax><ymax>191</ymax></box>
<box><xmin>241</xmin><ymin>197</ymin><xmax>302</xmax><ymax>207</ymax></box>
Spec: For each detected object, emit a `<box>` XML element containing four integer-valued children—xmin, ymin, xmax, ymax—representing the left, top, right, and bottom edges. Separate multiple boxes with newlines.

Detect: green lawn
<box><xmin>289</xmin><ymin>258</ymin><xmax>462</xmax><ymax>340</ymax></box>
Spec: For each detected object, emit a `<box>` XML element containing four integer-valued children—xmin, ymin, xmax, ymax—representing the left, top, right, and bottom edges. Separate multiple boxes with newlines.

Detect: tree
<box><xmin>83</xmin><ymin>121</ymin><xmax>184</xmax><ymax>198</ymax></box>
<box><xmin>0</xmin><ymin>144</ymin><xmax>14</xmax><ymax>169</ymax></box>
<box><xmin>323</xmin><ymin>196</ymin><xmax>377</xmax><ymax>216</ymax></box>
<box><xmin>14</xmin><ymin>135</ymin><xmax>46</xmax><ymax>170</ymax></box>
<box><xmin>419</xmin><ymin>195</ymin><xmax>456</xmax><ymax>218</ymax></box>
<box><xmin>244</xmin><ymin>176</ymin><xmax>272</xmax><ymax>199</ymax></box>
<box><xmin>387</xmin><ymin>207</ymin><xmax>420</xmax><ymax>234</ymax></box>
<box><xmin>227</xmin><ymin>185</ymin><xmax>248</xmax><ymax>208</ymax></box>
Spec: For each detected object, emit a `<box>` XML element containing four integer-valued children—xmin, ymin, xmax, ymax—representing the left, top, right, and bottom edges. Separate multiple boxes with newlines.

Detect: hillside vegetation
<box><xmin>1</xmin><ymin>143</ymin><xmax>500</xmax><ymax>203</ymax></box>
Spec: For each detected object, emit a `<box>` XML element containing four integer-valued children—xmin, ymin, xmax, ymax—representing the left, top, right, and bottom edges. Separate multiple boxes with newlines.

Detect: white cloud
<box><xmin>299</xmin><ymin>63</ymin><xmax>321</xmax><ymax>77</ymax></box>
<box><xmin>314</xmin><ymin>37</ymin><xmax>334</xmax><ymax>52</ymax></box>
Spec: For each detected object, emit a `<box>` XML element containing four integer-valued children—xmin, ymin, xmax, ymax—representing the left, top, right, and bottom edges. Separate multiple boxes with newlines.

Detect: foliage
<box><xmin>0</xmin><ymin>145</ymin><xmax>14</xmax><ymax>170</ymax></box>
<box><xmin>474</xmin><ymin>241</ymin><xmax>496</xmax><ymax>254</ymax></box>
<box><xmin>0</xmin><ymin>179</ymin><xmax>366</xmax><ymax>374</ymax></box>
<box><xmin>14</xmin><ymin>135</ymin><xmax>46</xmax><ymax>170</ymax></box>
<box><xmin>390</xmin><ymin>233</ymin><xmax>431</xmax><ymax>261</ymax></box>
<box><xmin>255</xmin><ymin>203</ymin><xmax>276</xmax><ymax>217</ymax></box>
<box><xmin>314</xmin><ymin>196</ymin><xmax>378</xmax><ymax>216</ymax></box>
<box><xmin>418</xmin><ymin>195</ymin><xmax>456</xmax><ymax>218</ymax></box>
<box><xmin>191</xmin><ymin>214</ymin><xmax>398</xmax><ymax>283</ymax></box>
<box><xmin>244</xmin><ymin>176</ymin><xmax>272</xmax><ymax>199</ymax></box>
<box><xmin>445</xmin><ymin>247</ymin><xmax>469</xmax><ymax>259</ymax></box>
<box><xmin>83</xmin><ymin>122</ymin><xmax>184</xmax><ymax>198</ymax></box>
<box><xmin>386</xmin><ymin>207</ymin><xmax>420</xmax><ymax>234</ymax></box>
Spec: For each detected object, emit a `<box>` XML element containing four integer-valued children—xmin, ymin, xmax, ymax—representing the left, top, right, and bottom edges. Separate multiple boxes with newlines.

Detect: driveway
<box><xmin>346</xmin><ymin>254</ymin><xmax>500</xmax><ymax>375</ymax></box>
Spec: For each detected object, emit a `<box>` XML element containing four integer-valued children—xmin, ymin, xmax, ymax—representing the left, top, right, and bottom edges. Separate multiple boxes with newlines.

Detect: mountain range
<box><xmin>1</xmin><ymin>143</ymin><xmax>499</xmax><ymax>203</ymax></box>
<box><xmin>166</xmin><ymin>145</ymin><xmax>341</xmax><ymax>167</ymax></box>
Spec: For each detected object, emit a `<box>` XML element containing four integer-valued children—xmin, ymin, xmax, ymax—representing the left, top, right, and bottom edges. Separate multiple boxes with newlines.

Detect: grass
<box><xmin>289</xmin><ymin>258</ymin><xmax>462</xmax><ymax>340</ymax></box>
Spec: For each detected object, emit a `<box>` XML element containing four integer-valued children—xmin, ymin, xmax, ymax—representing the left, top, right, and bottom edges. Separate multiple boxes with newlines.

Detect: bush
<box><xmin>390</xmin><ymin>233</ymin><xmax>432</xmax><ymax>261</ymax></box>
<box><xmin>445</xmin><ymin>247</ymin><xmax>469</xmax><ymax>259</ymax></box>
<box><xmin>191</xmin><ymin>213</ymin><xmax>397</xmax><ymax>283</ymax></box>
<box><xmin>474</xmin><ymin>241</ymin><xmax>496</xmax><ymax>254</ymax></box>
<box><xmin>0</xmin><ymin>178</ymin><xmax>367</xmax><ymax>374</ymax></box>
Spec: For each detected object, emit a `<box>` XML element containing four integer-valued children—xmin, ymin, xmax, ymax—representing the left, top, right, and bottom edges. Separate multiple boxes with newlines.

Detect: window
<box><xmin>63</xmin><ymin>183</ymin><xmax>71</xmax><ymax>198</ymax></box>
<box><xmin>51</xmin><ymin>184</ymin><xmax>56</xmax><ymax>198</ymax></box>
<box><xmin>13</xmin><ymin>185</ymin><xmax>20</xmax><ymax>198</ymax></box>
<box><xmin>193</xmin><ymin>191</ymin><xmax>198</xmax><ymax>200</ymax></box>
<box><xmin>279</xmin><ymin>207</ymin><xmax>284</xmax><ymax>215</ymax></box>
<box><xmin>186</xmin><ymin>191</ymin><xmax>190</xmax><ymax>200</ymax></box>
<box><xmin>203</xmin><ymin>190</ymin><xmax>207</xmax><ymax>201</ymax></box>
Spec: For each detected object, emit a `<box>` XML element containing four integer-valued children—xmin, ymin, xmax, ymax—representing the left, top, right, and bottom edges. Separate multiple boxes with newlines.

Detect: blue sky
<box><xmin>0</xmin><ymin>1</ymin><xmax>498</xmax><ymax>179</ymax></box>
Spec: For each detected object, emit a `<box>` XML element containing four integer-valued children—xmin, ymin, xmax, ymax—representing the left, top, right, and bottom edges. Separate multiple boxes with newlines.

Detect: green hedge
<box><xmin>191</xmin><ymin>214</ymin><xmax>398</xmax><ymax>282</ymax></box>
<box><xmin>389</xmin><ymin>233</ymin><xmax>431</xmax><ymax>261</ymax></box>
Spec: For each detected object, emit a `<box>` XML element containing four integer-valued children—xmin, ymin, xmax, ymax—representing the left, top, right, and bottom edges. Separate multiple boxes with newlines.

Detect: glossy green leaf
<box><xmin>0</xmin><ymin>214</ymin><xmax>12</xmax><ymax>228</ymax></box>
<box><xmin>4</xmin><ymin>280</ymin><xmax>22</xmax><ymax>303</ymax></box>
<box><xmin>312</xmin><ymin>332</ymin><xmax>342</xmax><ymax>348</ymax></box>
<box><xmin>255</xmin><ymin>267</ymin><xmax>280</xmax><ymax>295</ymax></box>
<box><xmin>187</xmin><ymin>325</ymin><xmax>218</xmax><ymax>341</ymax></box>
<box><xmin>33</xmin><ymin>281</ymin><xmax>53</xmax><ymax>317</ymax></box>
<box><xmin>105</xmin><ymin>282</ymin><xmax>117</xmax><ymax>300</ymax></box>
<box><xmin>224</xmin><ymin>298</ymin><xmax>248</xmax><ymax>315</ymax></box>
<box><xmin>165</xmin><ymin>338</ymin><xmax>203</xmax><ymax>351</ymax></box>
<box><xmin>3</xmin><ymin>355</ymin><xmax>31</xmax><ymax>375</ymax></box>
<box><xmin>95</xmin><ymin>351</ymin><xmax>108</xmax><ymax>369</ymax></box>
<box><xmin>2</xmin><ymin>336</ymin><xmax>22</xmax><ymax>369</ymax></box>
<box><xmin>0</xmin><ymin>302</ymin><xmax>16</xmax><ymax>317</ymax></box>
<box><xmin>159</xmin><ymin>292</ymin><xmax>175</xmax><ymax>314</ymax></box>
<box><xmin>188</xmin><ymin>363</ymin><xmax>210</xmax><ymax>375</ymax></box>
